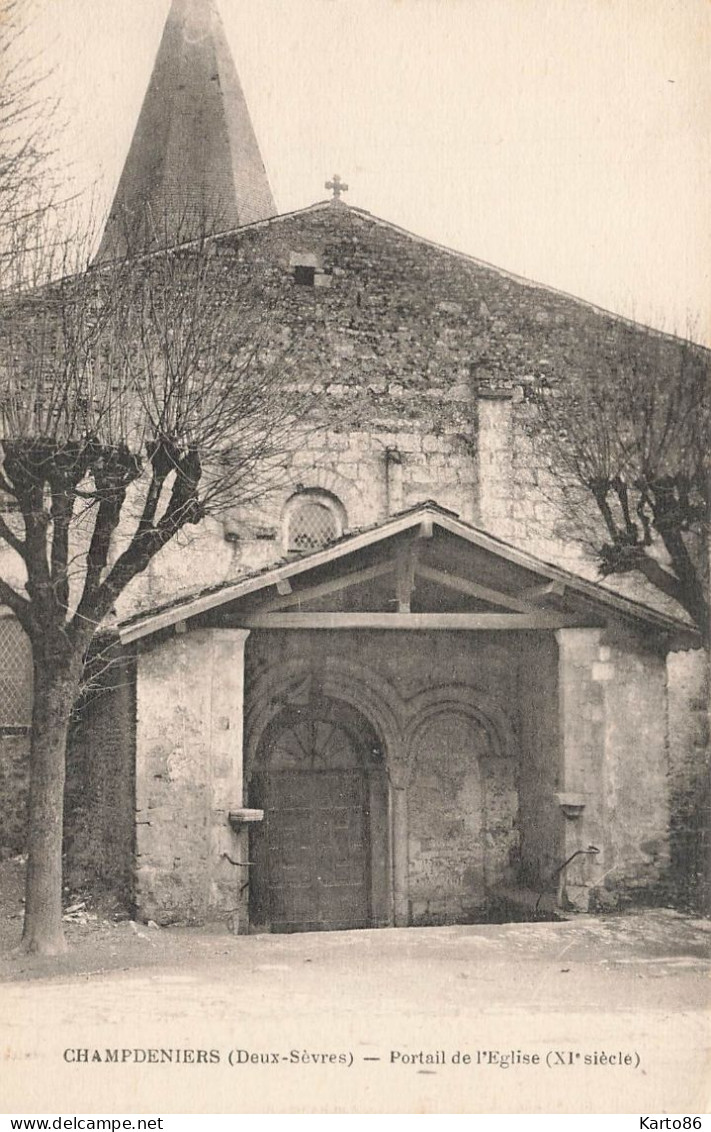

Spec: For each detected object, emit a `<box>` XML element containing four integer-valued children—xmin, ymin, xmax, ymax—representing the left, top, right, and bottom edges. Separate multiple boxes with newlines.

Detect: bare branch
<box><xmin>0</xmin><ymin>511</ymin><xmax>26</xmax><ymax>558</ymax></box>
<box><xmin>528</xmin><ymin>326</ymin><xmax>710</xmax><ymax>639</ymax></box>
<box><xmin>0</xmin><ymin>572</ymin><xmax>32</xmax><ymax>631</ymax></box>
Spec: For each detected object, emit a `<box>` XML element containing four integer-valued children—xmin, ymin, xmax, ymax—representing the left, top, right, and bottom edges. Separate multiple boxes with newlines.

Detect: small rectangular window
<box><xmin>294</xmin><ymin>265</ymin><xmax>316</xmax><ymax>286</ymax></box>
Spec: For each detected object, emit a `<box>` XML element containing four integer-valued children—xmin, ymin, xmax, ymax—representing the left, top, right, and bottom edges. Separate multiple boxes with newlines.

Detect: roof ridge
<box><xmin>132</xmin><ymin>199</ymin><xmax>708</xmax><ymax>352</ymax></box>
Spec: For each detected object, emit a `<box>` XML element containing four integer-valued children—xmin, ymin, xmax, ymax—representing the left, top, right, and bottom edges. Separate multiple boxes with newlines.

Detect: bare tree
<box><xmin>0</xmin><ymin>222</ymin><xmax>310</xmax><ymax>955</ymax></box>
<box><xmin>528</xmin><ymin>326</ymin><xmax>711</xmax><ymax>913</ymax></box>
<box><xmin>0</xmin><ymin>0</ymin><xmax>61</xmax><ymax>250</ymax></box>
<box><xmin>529</xmin><ymin>326</ymin><xmax>711</xmax><ymax>645</ymax></box>
<box><xmin>0</xmin><ymin>3</ymin><xmax>314</xmax><ymax>956</ymax></box>
<box><xmin>1</xmin><ymin>0</ymin><xmax>40</xmax><ymax>196</ymax></box>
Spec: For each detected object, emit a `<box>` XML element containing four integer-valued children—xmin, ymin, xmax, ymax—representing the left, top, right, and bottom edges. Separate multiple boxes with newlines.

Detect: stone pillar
<box><xmin>555</xmin><ymin>628</ymin><xmax>606</xmax><ymax>911</ymax></box>
<box><xmin>476</xmin><ymin>390</ymin><xmax>514</xmax><ymax>540</ymax></box>
<box><xmin>390</xmin><ymin>773</ymin><xmax>410</xmax><ymax>926</ymax></box>
<box><xmin>135</xmin><ymin>626</ymin><xmax>250</xmax><ymax>924</ymax></box>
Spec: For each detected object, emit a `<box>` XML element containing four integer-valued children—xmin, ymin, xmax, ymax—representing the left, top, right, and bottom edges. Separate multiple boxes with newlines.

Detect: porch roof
<box><xmin>118</xmin><ymin>501</ymin><xmax>698</xmax><ymax>646</ymax></box>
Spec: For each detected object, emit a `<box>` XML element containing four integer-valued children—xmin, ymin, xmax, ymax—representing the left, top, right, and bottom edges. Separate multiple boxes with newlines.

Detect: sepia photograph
<box><xmin>0</xmin><ymin>0</ymin><xmax>709</xmax><ymax>1118</ymax></box>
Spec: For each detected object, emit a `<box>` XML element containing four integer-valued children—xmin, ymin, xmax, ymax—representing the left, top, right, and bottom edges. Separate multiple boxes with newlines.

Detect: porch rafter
<box><xmin>257</xmin><ymin>559</ymin><xmax>396</xmax><ymax>613</ymax></box>
<box><xmin>416</xmin><ymin>564</ymin><xmax>538</xmax><ymax>613</ymax></box>
<box><xmin>521</xmin><ymin>580</ymin><xmax>566</xmax><ymax>602</ymax></box>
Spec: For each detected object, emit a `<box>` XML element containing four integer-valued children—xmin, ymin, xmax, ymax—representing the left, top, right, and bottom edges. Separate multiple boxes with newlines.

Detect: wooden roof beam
<box><xmin>395</xmin><ymin>540</ymin><xmax>422</xmax><ymax>613</ymax></box>
<box><xmin>240</xmin><ymin>612</ymin><xmax>584</xmax><ymax>631</ymax></box>
<box><xmin>521</xmin><ymin>580</ymin><xmax>567</xmax><ymax>602</ymax></box>
<box><xmin>416</xmin><ymin>564</ymin><xmax>537</xmax><ymax>613</ymax></box>
<box><xmin>258</xmin><ymin>559</ymin><xmax>395</xmax><ymax>613</ymax></box>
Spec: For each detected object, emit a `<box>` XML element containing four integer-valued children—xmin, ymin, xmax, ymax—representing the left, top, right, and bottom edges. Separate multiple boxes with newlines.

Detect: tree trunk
<box><xmin>22</xmin><ymin>657</ymin><xmax>81</xmax><ymax>956</ymax></box>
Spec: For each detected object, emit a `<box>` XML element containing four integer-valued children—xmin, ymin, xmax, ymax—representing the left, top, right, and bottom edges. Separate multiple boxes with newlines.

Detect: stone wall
<box><xmin>600</xmin><ymin>633</ymin><xmax>670</xmax><ymax>904</ymax></box>
<box><xmin>134</xmin><ymin>627</ymin><xmax>249</xmax><ymax>925</ymax></box>
<box><xmin>0</xmin><ymin>734</ymin><xmax>30</xmax><ymax>856</ymax></box>
<box><xmin>554</xmin><ymin>627</ymin><xmax>672</xmax><ymax>911</ymax></box>
<box><xmin>517</xmin><ymin>633</ymin><xmax>561</xmax><ymax>888</ymax></box>
<box><xmin>114</xmin><ymin>202</ymin><xmax>700</xmax><ymax>623</ymax></box>
<box><xmin>64</xmin><ymin>651</ymin><xmax>136</xmax><ymax>906</ymax></box>
<box><xmin>666</xmin><ymin>648</ymin><xmax>710</xmax><ymax>909</ymax></box>
<box><xmin>407</xmin><ymin>709</ymin><xmax>517</xmax><ymax>925</ymax></box>
<box><xmin>0</xmin><ymin>202</ymin><xmax>706</xmax><ymax>922</ymax></box>
<box><xmin>131</xmin><ymin>206</ymin><xmax>708</xmax><ymax>921</ymax></box>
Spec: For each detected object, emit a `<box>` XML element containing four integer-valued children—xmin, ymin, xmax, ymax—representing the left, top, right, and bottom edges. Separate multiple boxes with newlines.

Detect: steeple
<box><xmin>95</xmin><ymin>0</ymin><xmax>276</xmax><ymax>261</ymax></box>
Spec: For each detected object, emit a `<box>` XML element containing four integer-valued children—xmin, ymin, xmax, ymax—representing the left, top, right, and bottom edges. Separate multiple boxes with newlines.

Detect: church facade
<box><xmin>1</xmin><ymin>0</ymin><xmax>708</xmax><ymax>931</ymax></box>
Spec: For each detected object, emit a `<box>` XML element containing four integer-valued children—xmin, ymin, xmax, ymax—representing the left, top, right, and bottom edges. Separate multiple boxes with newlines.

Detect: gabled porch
<box><xmin>120</xmin><ymin>503</ymin><xmax>692</xmax><ymax>929</ymax></box>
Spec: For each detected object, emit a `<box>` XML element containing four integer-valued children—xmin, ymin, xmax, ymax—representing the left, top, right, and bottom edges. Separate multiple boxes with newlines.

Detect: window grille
<box><xmin>288</xmin><ymin>500</ymin><xmax>340</xmax><ymax>551</ymax></box>
<box><xmin>0</xmin><ymin>618</ymin><xmax>32</xmax><ymax>728</ymax></box>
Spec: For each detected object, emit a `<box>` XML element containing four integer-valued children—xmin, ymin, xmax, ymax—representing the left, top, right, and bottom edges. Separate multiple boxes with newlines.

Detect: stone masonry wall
<box><xmin>64</xmin><ymin>652</ymin><xmax>136</xmax><ymax>906</ymax></box>
<box><xmin>114</xmin><ymin>202</ymin><xmax>703</xmax><ymax>623</ymax></box>
<box><xmin>407</xmin><ymin>710</ymin><xmax>517</xmax><ymax>925</ymax></box>
<box><xmin>517</xmin><ymin>633</ymin><xmax>561</xmax><ymax>889</ymax></box>
<box><xmin>134</xmin><ymin>631</ymin><xmax>214</xmax><ymax>923</ymax></box>
<box><xmin>128</xmin><ymin>616</ymin><xmax>683</xmax><ymax>925</ymax></box>
<box><xmin>555</xmin><ymin>627</ymin><xmax>672</xmax><ymax>912</ymax></box>
<box><xmin>666</xmin><ymin>648</ymin><xmax>710</xmax><ymax>908</ymax></box>
<box><xmin>134</xmin><ymin>627</ymin><xmax>248</xmax><ymax>925</ymax></box>
<box><xmin>1</xmin><ymin>203</ymin><xmax>705</xmax><ymax>919</ymax></box>
<box><xmin>0</xmin><ymin>734</ymin><xmax>30</xmax><ymax>856</ymax></box>
<box><xmin>600</xmin><ymin>632</ymin><xmax>670</xmax><ymax>904</ymax></box>
<box><xmin>246</xmin><ymin>629</ymin><xmax>522</xmax><ymax>927</ymax></box>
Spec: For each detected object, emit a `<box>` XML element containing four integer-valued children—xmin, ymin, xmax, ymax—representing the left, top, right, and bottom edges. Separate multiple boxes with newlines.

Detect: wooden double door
<box><xmin>249</xmin><ymin>705</ymin><xmax>388</xmax><ymax>933</ymax></box>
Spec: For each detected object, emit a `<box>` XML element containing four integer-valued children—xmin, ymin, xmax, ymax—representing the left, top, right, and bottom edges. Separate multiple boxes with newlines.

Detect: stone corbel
<box><xmin>228</xmin><ymin>809</ymin><xmax>264</xmax><ymax>830</ymax></box>
<box><xmin>555</xmin><ymin>792</ymin><xmax>586</xmax><ymax>819</ymax></box>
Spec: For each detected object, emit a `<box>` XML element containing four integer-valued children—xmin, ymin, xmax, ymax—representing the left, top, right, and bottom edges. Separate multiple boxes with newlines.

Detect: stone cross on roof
<box><xmin>325</xmin><ymin>174</ymin><xmax>349</xmax><ymax>202</ymax></box>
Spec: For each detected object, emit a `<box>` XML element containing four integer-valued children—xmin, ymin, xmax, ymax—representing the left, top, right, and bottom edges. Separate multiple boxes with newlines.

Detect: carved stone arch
<box><xmin>403</xmin><ymin>683</ymin><xmax>514</xmax><ymax>785</ymax></box>
<box><xmin>290</xmin><ymin>465</ymin><xmax>354</xmax><ymax>505</ymax></box>
<box><xmin>403</xmin><ymin>684</ymin><xmax>518</xmax><ymax>907</ymax></box>
<box><xmin>281</xmin><ymin>460</ymin><xmax>355</xmax><ymax>525</ymax></box>
<box><xmin>245</xmin><ymin>656</ymin><xmax>406</xmax><ymax>781</ymax></box>
<box><xmin>245</xmin><ymin>653</ymin><xmax>407</xmax><ymax>931</ymax></box>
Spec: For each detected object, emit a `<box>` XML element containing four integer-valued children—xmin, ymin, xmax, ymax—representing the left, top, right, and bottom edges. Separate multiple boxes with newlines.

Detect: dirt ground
<box><xmin>1</xmin><ymin>853</ymin><xmax>710</xmax><ymax>993</ymax></box>
<box><xmin>2</xmin><ymin>855</ymin><xmax>710</xmax><ymax>1114</ymax></box>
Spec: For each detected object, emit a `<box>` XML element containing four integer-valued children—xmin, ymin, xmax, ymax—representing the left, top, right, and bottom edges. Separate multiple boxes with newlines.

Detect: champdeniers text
<box><xmin>62</xmin><ymin>1049</ymin><xmax>352</xmax><ymax>1066</ymax></box>
<box><xmin>64</xmin><ymin>1050</ymin><xmax>220</xmax><ymax>1064</ymax></box>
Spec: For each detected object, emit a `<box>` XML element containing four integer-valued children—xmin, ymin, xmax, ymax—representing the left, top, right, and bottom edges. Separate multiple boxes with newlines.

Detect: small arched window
<box><xmin>284</xmin><ymin>492</ymin><xmax>345</xmax><ymax>553</ymax></box>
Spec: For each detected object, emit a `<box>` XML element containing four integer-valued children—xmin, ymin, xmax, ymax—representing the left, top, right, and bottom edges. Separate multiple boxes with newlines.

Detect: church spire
<box><xmin>95</xmin><ymin>0</ymin><xmax>276</xmax><ymax>261</ymax></box>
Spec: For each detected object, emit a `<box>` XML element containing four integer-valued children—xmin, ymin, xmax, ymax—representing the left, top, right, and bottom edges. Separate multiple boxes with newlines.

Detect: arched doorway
<box><xmin>247</xmin><ymin>697</ymin><xmax>389</xmax><ymax>932</ymax></box>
